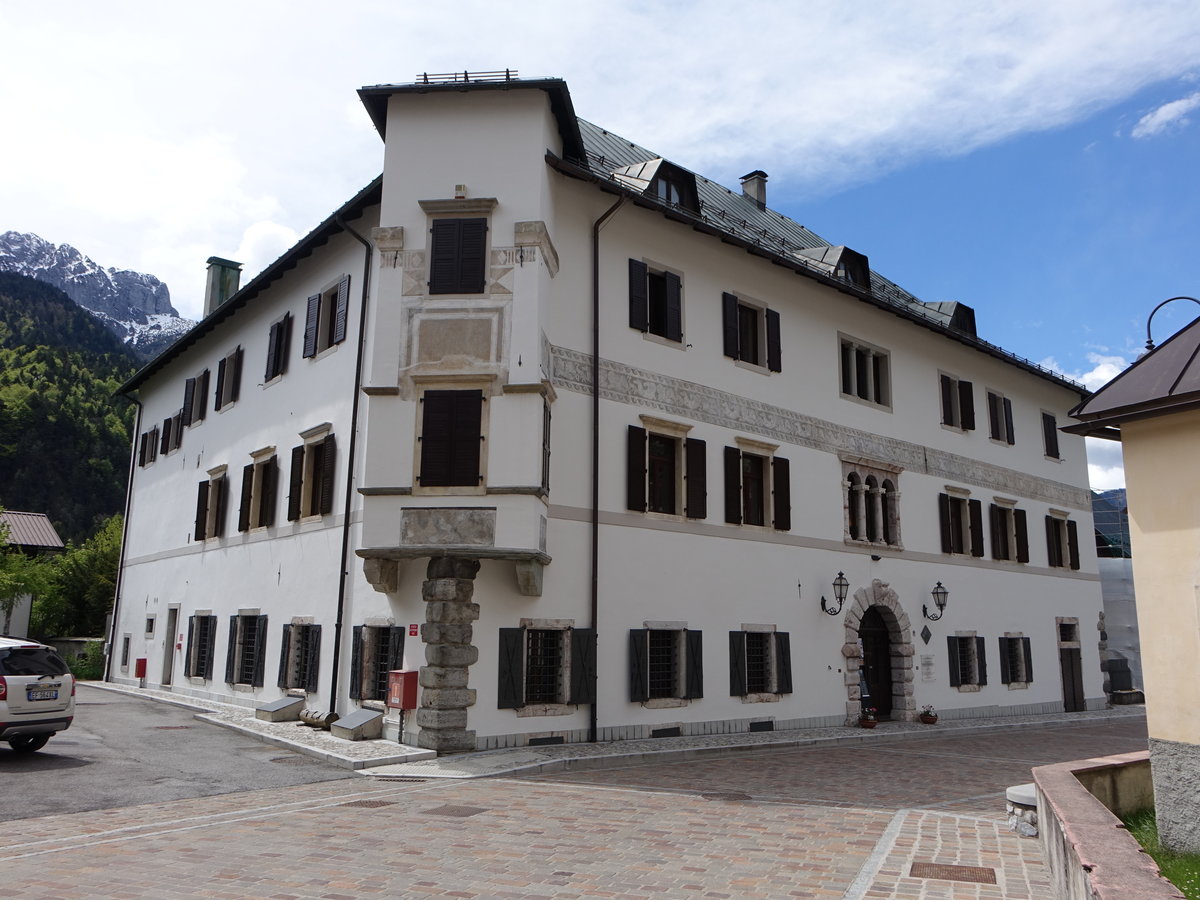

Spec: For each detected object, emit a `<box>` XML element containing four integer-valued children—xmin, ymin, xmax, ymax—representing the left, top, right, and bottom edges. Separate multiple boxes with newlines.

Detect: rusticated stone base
<box><xmin>1150</xmin><ymin>737</ymin><xmax>1200</xmax><ymax>853</ymax></box>
<box><xmin>417</xmin><ymin>557</ymin><xmax>480</xmax><ymax>754</ymax></box>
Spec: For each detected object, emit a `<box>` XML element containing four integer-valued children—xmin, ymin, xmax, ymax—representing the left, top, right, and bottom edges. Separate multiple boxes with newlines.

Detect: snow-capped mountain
<box><xmin>0</xmin><ymin>231</ymin><xmax>194</xmax><ymax>358</ymax></box>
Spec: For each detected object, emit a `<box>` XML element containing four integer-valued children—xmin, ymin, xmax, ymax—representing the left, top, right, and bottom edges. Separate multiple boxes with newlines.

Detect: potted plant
<box><xmin>919</xmin><ymin>704</ymin><xmax>938</xmax><ymax>725</ymax></box>
<box><xmin>859</xmin><ymin>706</ymin><xmax>878</xmax><ymax>728</ymax></box>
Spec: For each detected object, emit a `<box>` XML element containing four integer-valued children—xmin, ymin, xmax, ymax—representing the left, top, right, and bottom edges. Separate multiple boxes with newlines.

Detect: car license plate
<box><xmin>28</xmin><ymin>689</ymin><xmax>58</xmax><ymax>701</ymax></box>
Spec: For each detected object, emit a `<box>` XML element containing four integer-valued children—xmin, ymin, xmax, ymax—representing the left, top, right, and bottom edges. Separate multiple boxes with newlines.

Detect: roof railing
<box><xmin>415</xmin><ymin>69</ymin><xmax>519</xmax><ymax>85</ymax></box>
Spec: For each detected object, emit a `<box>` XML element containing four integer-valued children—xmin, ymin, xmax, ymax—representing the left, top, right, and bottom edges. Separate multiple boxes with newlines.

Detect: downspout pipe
<box><xmin>590</xmin><ymin>196</ymin><xmax>625</xmax><ymax>743</ymax></box>
<box><xmin>104</xmin><ymin>397</ymin><xmax>142</xmax><ymax>682</ymax></box>
<box><xmin>327</xmin><ymin>214</ymin><xmax>374</xmax><ymax>714</ymax></box>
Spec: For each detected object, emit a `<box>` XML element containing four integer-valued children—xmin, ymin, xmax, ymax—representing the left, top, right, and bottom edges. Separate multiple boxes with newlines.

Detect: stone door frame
<box><xmin>841</xmin><ymin>579</ymin><xmax>915</xmax><ymax>724</ymax></box>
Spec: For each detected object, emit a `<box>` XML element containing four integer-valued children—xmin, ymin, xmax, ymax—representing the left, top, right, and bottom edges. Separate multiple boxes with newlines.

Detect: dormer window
<box><xmin>652</xmin><ymin>175</ymin><xmax>682</xmax><ymax>206</ymax></box>
<box><xmin>611</xmin><ymin>159</ymin><xmax>699</xmax><ymax>214</ymax></box>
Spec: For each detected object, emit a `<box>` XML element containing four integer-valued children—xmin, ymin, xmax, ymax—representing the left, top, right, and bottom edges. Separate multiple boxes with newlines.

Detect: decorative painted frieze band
<box><xmin>548</xmin><ymin>344</ymin><xmax>1090</xmax><ymax>510</ymax></box>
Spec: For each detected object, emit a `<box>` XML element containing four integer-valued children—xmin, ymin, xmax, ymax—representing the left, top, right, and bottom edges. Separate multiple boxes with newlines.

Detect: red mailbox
<box><xmin>387</xmin><ymin>670</ymin><xmax>418</xmax><ymax>710</ymax></box>
<box><xmin>134</xmin><ymin>657</ymin><xmax>147</xmax><ymax>678</ymax></box>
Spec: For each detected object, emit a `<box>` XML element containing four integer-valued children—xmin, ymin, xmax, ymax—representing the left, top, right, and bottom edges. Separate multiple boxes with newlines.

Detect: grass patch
<box><xmin>1123</xmin><ymin>807</ymin><xmax>1200</xmax><ymax>898</ymax></box>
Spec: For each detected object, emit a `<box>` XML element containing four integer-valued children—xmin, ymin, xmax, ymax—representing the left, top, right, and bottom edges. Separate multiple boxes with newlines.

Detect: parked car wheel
<box><xmin>8</xmin><ymin>734</ymin><xmax>50</xmax><ymax>753</ymax></box>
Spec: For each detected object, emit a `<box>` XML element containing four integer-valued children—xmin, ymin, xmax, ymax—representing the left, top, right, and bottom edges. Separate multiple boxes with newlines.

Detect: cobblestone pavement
<box><xmin>1</xmin><ymin>715</ymin><xmax>1145</xmax><ymax>898</ymax></box>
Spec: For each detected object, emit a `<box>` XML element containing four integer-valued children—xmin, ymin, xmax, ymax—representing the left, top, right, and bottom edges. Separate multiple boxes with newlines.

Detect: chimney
<box><xmin>740</xmin><ymin>170</ymin><xmax>768</xmax><ymax>208</ymax></box>
<box><xmin>204</xmin><ymin>256</ymin><xmax>243</xmax><ymax>316</ymax></box>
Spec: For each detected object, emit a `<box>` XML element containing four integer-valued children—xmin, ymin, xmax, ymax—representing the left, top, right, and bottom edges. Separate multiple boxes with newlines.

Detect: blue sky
<box><xmin>3</xmin><ymin>1</ymin><xmax>1199</xmax><ymax>488</ymax></box>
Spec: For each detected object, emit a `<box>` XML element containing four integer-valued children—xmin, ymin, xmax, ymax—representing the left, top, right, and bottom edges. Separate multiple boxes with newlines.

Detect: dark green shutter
<box><xmin>765</xmin><ymin>308</ymin><xmax>781</xmax><ymax>372</ymax></box>
<box><xmin>775</xmin><ymin>632</ymin><xmax>792</xmax><ymax>694</ymax></box>
<box><xmin>1067</xmin><ymin>520</ymin><xmax>1080</xmax><ymax>570</ymax></box>
<box><xmin>348</xmin><ymin>626</ymin><xmax>363</xmax><ymax>700</ymax></box>
<box><xmin>959</xmin><ymin>380</ymin><xmax>975</xmax><ymax>430</ymax></box>
<box><xmin>664</xmin><ymin>271</ymin><xmax>683</xmax><ymax>342</ymax></box>
<box><xmin>318</xmin><ymin>434</ymin><xmax>337</xmax><ymax>515</ymax></box>
<box><xmin>1015</xmin><ymin>509</ymin><xmax>1029</xmax><ymax>563</ymax></box>
<box><xmin>947</xmin><ymin>636</ymin><xmax>962</xmax><ymax>687</ymax></box>
<box><xmin>305</xmin><ymin>625</ymin><xmax>322</xmax><ymax>694</ymax></box>
<box><xmin>976</xmin><ymin>636</ymin><xmax>987</xmax><ymax>685</ymax></box>
<box><xmin>728</xmin><ymin>631</ymin><xmax>747</xmax><ymax>696</ymax></box>
<box><xmin>225</xmin><ymin>616</ymin><xmax>238</xmax><ymax>683</ymax></box>
<box><xmin>497</xmin><ymin>627</ymin><xmax>525</xmax><ymax>709</ymax></box>
<box><xmin>278</xmin><ymin>624</ymin><xmax>293</xmax><ymax>689</ymax></box>
<box><xmin>968</xmin><ymin>499</ymin><xmax>984</xmax><ymax>557</ymax></box>
<box><xmin>721</xmin><ymin>293</ymin><xmax>739</xmax><ymax>359</ymax></box>
<box><xmin>569</xmin><ymin>628</ymin><xmax>597</xmax><ymax>705</ymax></box>
<box><xmin>626</xmin><ymin>426</ymin><xmax>646</xmax><ymax>512</ymax></box>
<box><xmin>303</xmin><ymin>293</ymin><xmax>321</xmax><ymax>357</ymax></box>
<box><xmin>287</xmin><ymin>445</ymin><xmax>304</xmax><ymax>521</ymax></box>
<box><xmin>772</xmin><ymin>456</ymin><xmax>791</xmax><ymax>531</ymax></box>
<box><xmin>684</xmin><ymin>437</ymin><xmax>706</xmax><ymax>519</ymax></box>
<box><xmin>629</xmin><ymin>629</ymin><xmax>650</xmax><ymax>702</ymax></box>
<box><xmin>999</xmin><ymin>637</ymin><xmax>1012</xmax><ymax>684</ymax></box>
<box><xmin>938</xmin><ymin>493</ymin><xmax>952</xmax><ymax>553</ymax></box>
<box><xmin>238</xmin><ymin>464</ymin><xmax>254</xmax><ymax>532</ymax></box>
<box><xmin>724</xmin><ymin>447</ymin><xmax>742</xmax><ymax>524</ymax></box>
<box><xmin>684</xmin><ymin>630</ymin><xmax>703</xmax><ymax>699</ymax></box>
<box><xmin>194</xmin><ymin>481</ymin><xmax>209</xmax><ymax>541</ymax></box>
<box><xmin>628</xmin><ymin>259</ymin><xmax>648</xmax><ymax>332</ymax></box>
<box><xmin>332</xmin><ymin>274</ymin><xmax>350</xmax><ymax>344</ymax></box>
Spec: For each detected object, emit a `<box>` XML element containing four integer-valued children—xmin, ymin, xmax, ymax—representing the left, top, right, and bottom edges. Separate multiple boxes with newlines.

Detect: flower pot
<box><xmin>859</xmin><ymin>718</ymin><xmax>877</xmax><ymax>728</ymax></box>
<box><xmin>919</xmin><ymin>714</ymin><xmax>938</xmax><ymax>725</ymax></box>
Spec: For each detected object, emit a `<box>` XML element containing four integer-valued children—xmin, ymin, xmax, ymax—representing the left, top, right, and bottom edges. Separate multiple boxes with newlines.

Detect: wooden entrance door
<box><xmin>1060</xmin><ymin>647</ymin><xmax>1084</xmax><ymax>712</ymax></box>
<box><xmin>859</xmin><ymin>606</ymin><xmax>893</xmax><ymax>718</ymax></box>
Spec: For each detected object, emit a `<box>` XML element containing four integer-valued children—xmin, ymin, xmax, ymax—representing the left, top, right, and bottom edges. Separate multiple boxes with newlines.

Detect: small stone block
<box><xmin>1006</xmin><ymin>783</ymin><xmax>1037</xmax><ymax>806</ymax></box>
<box><xmin>255</xmin><ymin>696</ymin><xmax>305</xmax><ymax>722</ymax></box>
<box><xmin>330</xmin><ymin>708</ymin><xmax>384</xmax><ymax>741</ymax></box>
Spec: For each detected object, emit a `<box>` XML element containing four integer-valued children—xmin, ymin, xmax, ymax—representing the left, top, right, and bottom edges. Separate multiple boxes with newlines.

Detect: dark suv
<box><xmin>0</xmin><ymin>636</ymin><xmax>75</xmax><ymax>753</ymax></box>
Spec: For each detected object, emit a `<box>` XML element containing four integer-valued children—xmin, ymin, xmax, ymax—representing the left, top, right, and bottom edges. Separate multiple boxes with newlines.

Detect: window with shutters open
<box><xmin>278</xmin><ymin>622</ymin><xmax>322</xmax><ymax>693</ymax></box>
<box><xmin>160</xmin><ymin>410</ymin><xmax>183</xmax><ymax>456</ymax></box>
<box><xmin>626</xmin><ymin>417</ymin><xmax>705</xmax><ymax>519</ymax></box>
<box><xmin>302</xmin><ymin>276</ymin><xmax>349</xmax><ymax>359</ymax></box>
<box><xmin>416</xmin><ymin>387</ymin><xmax>487</xmax><ymax>493</ymax></box>
<box><xmin>938</xmin><ymin>489</ymin><xmax>983</xmax><ymax>557</ymax></box>
<box><xmin>722</xmin><ymin>292</ymin><xmax>781</xmax><ymax>372</ymax></box>
<box><xmin>729</xmin><ymin>628</ymin><xmax>792</xmax><ymax>700</ymax></box>
<box><xmin>939</xmin><ymin>372</ymin><xmax>975</xmax><ymax>431</ymax></box>
<box><xmin>238</xmin><ymin>450</ymin><xmax>279</xmax><ymax>531</ymax></box>
<box><xmin>138</xmin><ymin>426</ymin><xmax>160</xmax><ymax>467</ymax></box>
<box><xmin>999</xmin><ymin>634</ymin><xmax>1033</xmax><ymax>687</ymax></box>
<box><xmin>1045</xmin><ymin>512</ymin><xmax>1080</xmax><ymax>570</ymax></box>
<box><xmin>184</xmin><ymin>613</ymin><xmax>217</xmax><ymax>679</ymax></box>
<box><xmin>947</xmin><ymin>633</ymin><xmax>987</xmax><ymax>690</ymax></box>
<box><xmin>986</xmin><ymin>389</ymin><xmax>1016</xmax><ymax>445</ymax></box>
<box><xmin>628</xmin><ymin>626</ymin><xmax>702</xmax><ymax>705</ymax></box>
<box><xmin>214</xmin><ymin>347</ymin><xmax>243</xmax><ymax>411</ymax></box>
<box><xmin>497</xmin><ymin>621</ymin><xmax>596</xmax><ymax>713</ymax></box>
<box><xmin>287</xmin><ymin>427</ymin><xmax>336</xmax><ymax>521</ymax></box>
<box><xmin>349</xmin><ymin>625</ymin><xmax>405</xmax><ymax>702</ymax></box>
<box><xmin>226</xmin><ymin>612</ymin><xmax>268</xmax><ymax>687</ymax></box>
<box><xmin>989</xmin><ymin>500</ymin><xmax>1030</xmax><ymax>563</ymax></box>
<box><xmin>265</xmin><ymin>312</ymin><xmax>293</xmax><ymax>381</ymax></box>
<box><xmin>429</xmin><ymin>218</ymin><xmax>488</xmax><ymax>295</ymax></box>
<box><xmin>723</xmin><ymin>439</ymin><xmax>790</xmax><ymax>531</ymax></box>
<box><xmin>194</xmin><ymin>469</ymin><xmax>228</xmax><ymax>541</ymax></box>
<box><xmin>181</xmin><ymin>369</ymin><xmax>210</xmax><ymax>427</ymax></box>
<box><xmin>628</xmin><ymin>259</ymin><xmax>683</xmax><ymax>344</ymax></box>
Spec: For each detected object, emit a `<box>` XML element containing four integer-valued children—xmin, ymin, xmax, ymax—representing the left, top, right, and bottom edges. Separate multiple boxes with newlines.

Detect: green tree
<box><xmin>31</xmin><ymin>514</ymin><xmax>122</xmax><ymax>637</ymax></box>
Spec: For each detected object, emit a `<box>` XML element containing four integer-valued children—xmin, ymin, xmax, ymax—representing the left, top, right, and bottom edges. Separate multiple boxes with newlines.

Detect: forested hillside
<box><xmin>0</xmin><ymin>272</ymin><xmax>138</xmax><ymax>542</ymax></box>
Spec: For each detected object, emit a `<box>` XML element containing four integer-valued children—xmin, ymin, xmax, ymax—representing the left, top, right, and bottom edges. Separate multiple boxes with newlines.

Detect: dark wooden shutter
<box><xmin>265</xmin><ymin>322</ymin><xmax>279</xmax><ymax>381</ymax></box>
<box><xmin>1022</xmin><ymin>637</ymin><xmax>1033</xmax><ymax>682</ymax></box>
<box><xmin>278</xmin><ymin>624</ymin><xmax>293</xmax><ymax>689</ymax></box>
<box><xmin>138</xmin><ymin>432</ymin><xmax>148</xmax><ymax>467</ymax></box>
<box><xmin>1067</xmin><ymin>520</ymin><xmax>1080</xmax><ymax>570</ymax></box>
<box><xmin>184</xmin><ymin>616</ymin><xmax>196</xmax><ymax>677</ymax></box>
<box><xmin>1002</xmin><ymin>397</ymin><xmax>1014</xmax><ymax>444</ymax></box>
<box><xmin>260</xmin><ymin>457</ymin><xmax>278</xmax><ymax>527</ymax></box>
<box><xmin>214</xmin><ymin>357</ymin><xmax>227</xmax><ymax>410</ymax></box>
<box><xmin>429</xmin><ymin>219</ymin><xmax>459</xmax><ymax>293</ymax></box>
<box><xmin>947</xmin><ymin>636</ymin><xmax>962</xmax><ymax>687</ymax></box>
<box><xmin>387</xmin><ymin>626</ymin><xmax>405</xmax><ymax>672</ymax></box>
<box><xmin>182</xmin><ymin>377</ymin><xmax>196</xmax><ymax>426</ymax></box>
<box><xmin>225</xmin><ymin>616</ymin><xmax>238</xmax><ymax>683</ymax></box>
<box><xmin>968</xmin><ymin>499</ymin><xmax>984</xmax><ymax>557</ymax></box>
<box><xmin>230</xmin><ymin>347</ymin><xmax>243</xmax><ymax>403</ymax></box>
<box><xmin>497</xmin><ymin>627</ymin><xmax>525</xmax><ymax>709</ymax></box>
<box><xmin>1015</xmin><ymin>509</ymin><xmax>1030</xmax><ymax>563</ymax></box>
<box><xmin>772</xmin><ymin>456</ymin><xmax>791</xmax><ymax>531</ymax></box>
<box><xmin>938</xmin><ymin>493</ymin><xmax>952</xmax><ymax>553</ymax></box>
<box><xmin>628</xmin><ymin>259</ymin><xmax>648</xmax><ymax>332</ymax></box>
<box><xmin>212</xmin><ymin>476</ymin><xmax>227</xmax><ymax>538</ymax></box>
<box><xmin>1046</xmin><ymin>516</ymin><xmax>1061</xmax><ymax>567</ymax></box>
<box><xmin>629</xmin><ymin>629</ymin><xmax>650</xmax><ymax>702</ymax></box>
<box><xmin>775</xmin><ymin>632</ymin><xmax>793</xmax><ymax>694</ymax></box>
<box><xmin>332</xmin><ymin>275</ymin><xmax>350</xmax><ymax>344</ymax></box>
<box><xmin>305</xmin><ymin>625</ymin><xmax>322</xmax><ymax>694</ymax></box>
<box><xmin>684</xmin><ymin>437</ymin><xmax>706</xmax><ymax>519</ymax></box>
<box><xmin>626</xmin><ymin>426</ymin><xmax>646</xmax><ymax>512</ymax></box>
<box><xmin>989</xmin><ymin>503</ymin><xmax>1002</xmax><ymax>559</ymax></box>
<box><xmin>238</xmin><ymin>464</ymin><xmax>254</xmax><ymax>532</ymax></box>
<box><xmin>1042</xmin><ymin>412</ymin><xmax>1060</xmax><ymax>458</ymax></box>
<box><xmin>160</xmin><ymin>419</ymin><xmax>171</xmax><ymax>454</ymax></box>
<box><xmin>728</xmin><ymin>631</ymin><xmax>747</xmax><ymax>696</ymax></box>
<box><xmin>721</xmin><ymin>292</ymin><xmax>739</xmax><ymax>359</ymax></box>
<box><xmin>318</xmin><ymin>434</ymin><xmax>337</xmax><ymax>516</ymax></box>
<box><xmin>664</xmin><ymin>271</ymin><xmax>683</xmax><ymax>342</ymax></box>
<box><xmin>959</xmin><ymin>380</ymin><xmax>975</xmax><ymax>430</ymax></box>
<box><xmin>684</xmin><ymin>630</ymin><xmax>703</xmax><ymax>699</ymax></box>
<box><xmin>420</xmin><ymin>390</ymin><xmax>482</xmax><ymax>487</ymax></box>
<box><xmin>569</xmin><ymin>628</ymin><xmax>597</xmax><ymax>705</ymax></box>
<box><xmin>201</xmin><ymin>617</ymin><xmax>216</xmax><ymax>679</ymax></box>
<box><xmin>765</xmin><ymin>308</ymin><xmax>782</xmax><ymax>372</ymax></box>
<box><xmin>195</xmin><ymin>370</ymin><xmax>209</xmax><ymax>422</ymax></box>
<box><xmin>348</xmin><ymin>626</ymin><xmax>363</xmax><ymax>700</ymax></box>
<box><xmin>251</xmin><ymin>615</ymin><xmax>268</xmax><ymax>687</ymax></box>
<box><xmin>303</xmin><ymin>293</ymin><xmax>321</xmax><ymax>357</ymax></box>
<box><xmin>277</xmin><ymin>316</ymin><xmax>291</xmax><ymax>376</ymax></box>
<box><xmin>976</xmin><ymin>636</ymin><xmax>988</xmax><ymax>685</ymax></box>
<box><xmin>724</xmin><ymin>446</ymin><xmax>742</xmax><ymax>524</ymax></box>
<box><xmin>999</xmin><ymin>637</ymin><xmax>1012</xmax><ymax>684</ymax></box>
<box><xmin>939</xmin><ymin>374</ymin><xmax>956</xmax><ymax>426</ymax></box>
<box><xmin>459</xmin><ymin>219</ymin><xmax>487</xmax><ymax>293</ymax></box>
<box><xmin>287</xmin><ymin>445</ymin><xmax>304</xmax><ymax>521</ymax></box>
<box><xmin>194</xmin><ymin>481</ymin><xmax>210</xmax><ymax>541</ymax></box>
<box><xmin>987</xmin><ymin>392</ymin><xmax>1000</xmax><ymax>439</ymax></box>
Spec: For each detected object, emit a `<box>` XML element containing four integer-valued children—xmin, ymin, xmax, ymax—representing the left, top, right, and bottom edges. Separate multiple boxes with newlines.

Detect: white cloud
<box><xmin>1131</xmin><ymin>90</ymin><xmax>1200</xmax><ymax>138</ymax></box>
<box><xmin>1086</xmin><ymin>437</ymin><xmax>1126</xmax><ymax>490</ymax></box>
<box><xmin>1040</xmin><ymin>352</ymin><xmax>1131</xmax><ymax>391</ymax></box>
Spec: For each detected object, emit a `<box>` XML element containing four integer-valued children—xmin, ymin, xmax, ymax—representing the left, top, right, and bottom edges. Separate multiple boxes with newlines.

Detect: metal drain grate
<box><xmin>340</xmin><ymin>800</ymin><xmax>398</xmax><ymax>809</ymax></box>
<box><xmin>152</xmin><ymin>725</ymin><xmax>191</xmax><ymax>730</ymax></box>
<box><xmin>372</xmin><ymin>775</ymin><xmax>428</xmax><ymax>782</ymax></box>
<box><xmin>421</xmin><ymin>804</ymin><xmax>488</xmax><ymax>817</ymax></box>
<box><xmin>909</xmin><ymin>862</ymin><xmax>997</xmax><ymax>884</ymax></box>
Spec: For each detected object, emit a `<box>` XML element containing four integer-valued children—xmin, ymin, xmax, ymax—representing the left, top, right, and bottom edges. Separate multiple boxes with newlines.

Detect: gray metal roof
<box><xmin>0</xmin><ymin>511</ymin><xmax>64</xmax><ymax>551</ymax></box>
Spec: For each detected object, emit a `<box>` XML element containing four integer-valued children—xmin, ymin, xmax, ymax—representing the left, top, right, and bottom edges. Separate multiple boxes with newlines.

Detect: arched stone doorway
<box><xmin>841</xmin><ymin>579</ymin><xmax>915</xmax><ymax>724</ymax></box>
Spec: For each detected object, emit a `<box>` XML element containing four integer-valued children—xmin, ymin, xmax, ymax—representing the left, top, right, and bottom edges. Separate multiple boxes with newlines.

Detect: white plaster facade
<box><xmin>110</xmin><ymin>76</ymin><xmax>1105</xmax><ymax>752</ymax></box>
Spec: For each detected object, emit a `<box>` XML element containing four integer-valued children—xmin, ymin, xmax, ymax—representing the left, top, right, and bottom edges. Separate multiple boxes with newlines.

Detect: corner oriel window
<box><xmin>418</xmin><ymin>389</ymin><xmax>485</xmax><ymax>488</ymax></box>
<box><xmin>429</xmin><ymin>219</ymin><xmax>488</xmax><ymax>295</ymax></box>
